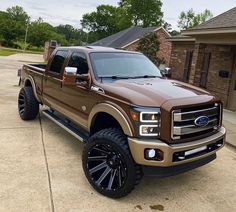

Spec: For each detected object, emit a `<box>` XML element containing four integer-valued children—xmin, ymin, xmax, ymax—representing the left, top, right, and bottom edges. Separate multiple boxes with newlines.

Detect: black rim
<box><xmin>87</xmin><ymin>144</ymin><xmax>127</xmax><ymax>191</ymax></box>
<box><xmin>18</xmin><ymin>92</ymin><xmax>25</xmax><ymax>116</ymax></box>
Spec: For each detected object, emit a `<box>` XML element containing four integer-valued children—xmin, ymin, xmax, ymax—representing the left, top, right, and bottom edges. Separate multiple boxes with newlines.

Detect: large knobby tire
<box><xmin>82</xmin><ymin>128</ymin><xmax>143</xmax><ymax>198</ymax></box>
<box><xmin>18</xmin><ymin>87</ymin><xmax>39</xmax><ymax>120</ymax></box>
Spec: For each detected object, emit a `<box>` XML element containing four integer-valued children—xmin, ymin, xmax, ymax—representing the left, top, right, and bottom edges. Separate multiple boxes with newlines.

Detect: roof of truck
<box><xmin>56</xmin><ymin>46</ymin><xmax>142</xmax><ymax>54</ymax></box>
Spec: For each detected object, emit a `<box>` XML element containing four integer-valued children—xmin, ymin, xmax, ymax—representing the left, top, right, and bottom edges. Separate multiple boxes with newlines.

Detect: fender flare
<box><xmin>24</xmin><ymin>76</ymin><xmax>41</xmax><ymax>103</ymax></box>
<box><xmin>88</xmin><ymin>103</ymin><xmax>133</xmax><ymax>137</ymax></box>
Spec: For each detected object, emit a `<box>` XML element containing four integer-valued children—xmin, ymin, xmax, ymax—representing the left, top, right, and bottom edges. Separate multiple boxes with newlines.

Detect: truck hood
<box><xmin>98</xmin><ymin>78</ymin><xmax>215</xmax><ymax>107</ymax></box>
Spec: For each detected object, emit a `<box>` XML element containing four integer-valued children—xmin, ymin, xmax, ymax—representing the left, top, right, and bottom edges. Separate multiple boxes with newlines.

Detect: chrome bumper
<box><xmin>128</xmin><ymin>127</ymin><xmax>226</xmax><ymax>167</ymax></box>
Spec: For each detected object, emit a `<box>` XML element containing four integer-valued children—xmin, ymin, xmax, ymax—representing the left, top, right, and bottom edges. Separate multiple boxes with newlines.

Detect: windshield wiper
<box><xmin>99</xmin><ymin>75</ymin><xmax>131</xmax><ymax>82</ymax></box>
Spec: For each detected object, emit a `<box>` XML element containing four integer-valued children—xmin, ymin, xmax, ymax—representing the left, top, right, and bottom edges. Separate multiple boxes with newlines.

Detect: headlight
<box><xmin>140</xmin><ymin>112</ymin><xmax>159</xmax><ymax>123</ymax></box>
<box><xmin>140</xmin><ymin>125</ymin><xmax>159</xmax><ymax>136</ymax></box>
<box><xmin>131</xmin><ymin>108</ymin><xmax>161</xmax><ymax>137</ymax></box>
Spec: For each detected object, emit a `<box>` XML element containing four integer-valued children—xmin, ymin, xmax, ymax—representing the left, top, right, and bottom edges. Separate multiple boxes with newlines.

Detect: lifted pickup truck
<box><xmin>18</xmin><ymin>46</ymin><xmax>226</xmax><ymax>198</ymax></box>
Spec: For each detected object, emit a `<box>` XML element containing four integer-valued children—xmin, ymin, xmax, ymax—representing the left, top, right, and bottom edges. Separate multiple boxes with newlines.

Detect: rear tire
<box><xmin>82</xmin><ymin>128</ymin><xmax>143</xmax><ymax>198</ymax></box>
<box><xmin>18</xmin><ymin>87</ymin><xmax>39</xmax><ymax>120</ymax></box>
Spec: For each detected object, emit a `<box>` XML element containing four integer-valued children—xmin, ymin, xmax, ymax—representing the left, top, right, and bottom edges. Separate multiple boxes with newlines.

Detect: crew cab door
<box><xmin>60</xmin><ymin>51</ymin><xmax>95</xmax><ymax>129</ymax></box>
<box><xmin>43</xmin><ymin>50</ymin><xmax>69</xmax><ymax>108</ymax></box>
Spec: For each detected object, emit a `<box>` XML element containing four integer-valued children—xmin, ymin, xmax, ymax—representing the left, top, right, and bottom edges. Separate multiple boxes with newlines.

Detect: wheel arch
<box><xmin>23</xmin><ymin>76</ymin><xmax>41</xmax><ymax>103</ymax></box>
<box><xmin>88</xmin><ymin>103</ymin><xmax>133</xmax><ymax>137</ymax></box>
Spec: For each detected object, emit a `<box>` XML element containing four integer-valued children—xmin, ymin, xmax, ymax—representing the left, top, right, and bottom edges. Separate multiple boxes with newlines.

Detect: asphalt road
<box><xmin>0</xmin><ymin>55</ymin><xmax>236</xmax><ymax>212</ymax></box>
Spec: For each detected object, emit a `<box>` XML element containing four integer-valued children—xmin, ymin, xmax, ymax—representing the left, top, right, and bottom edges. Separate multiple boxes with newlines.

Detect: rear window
<box><xmin>50</xmin><ymin>50</ymin><xmax>68</xmax><ymax>74</ymax></box>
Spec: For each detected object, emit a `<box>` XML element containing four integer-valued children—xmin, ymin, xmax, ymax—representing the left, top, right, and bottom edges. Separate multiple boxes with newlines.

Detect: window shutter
<box><xmin>183</xmin><ymin>51</ymin><xmax>193</xmax><ymax>82</ymax></box>
<box><xmin>200</xmin><ymin>52</ymin><xmax>211</xmax><ymax>88</ymax></box>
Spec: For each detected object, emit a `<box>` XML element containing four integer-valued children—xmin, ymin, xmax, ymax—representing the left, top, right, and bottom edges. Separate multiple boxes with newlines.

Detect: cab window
<box><xmin>50</xmin><ymin>50</ymin><xmax>68</xmax><ymax>74</ymax></box>
<box><xmin>68</xmin><ymin>52</ymin><xmax>89</xmax><ymax>75</ymax></box>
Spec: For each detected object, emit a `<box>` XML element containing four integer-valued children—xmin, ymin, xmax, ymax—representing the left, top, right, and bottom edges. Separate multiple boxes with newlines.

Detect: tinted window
<box><xmin>90</xmin><ymin>53</ymin><xmax>162</xmax><ymax>78</ymax></box>
<box><xmin>68</xmin><ymin>52</ymin><xmax>88</xmax><ymax>75</ymax></box>
<box><xmin>50</xmin><ymin>50</ymin><xmax>68</xmax><ymax>74</ymax></box>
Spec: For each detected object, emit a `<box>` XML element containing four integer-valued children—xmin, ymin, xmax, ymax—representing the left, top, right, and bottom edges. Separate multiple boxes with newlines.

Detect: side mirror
<box><xmin>65</xmin><ymin>67</ymin><xmax>77</xmax><ymax>75</ymax></box>
<box><xmin>63</xmin><ymin>67</ymin><xmax>77</xmax><ymax>85</ymax></box>
<box><xmin>63</xmin><ymin>67</ymin><xmax>90</xmax><ymax>86</ymax></box>
<box><xmin>161</xmin><ymin>67</ymin><xmax>171</xmax><ymax>78</ymax></box>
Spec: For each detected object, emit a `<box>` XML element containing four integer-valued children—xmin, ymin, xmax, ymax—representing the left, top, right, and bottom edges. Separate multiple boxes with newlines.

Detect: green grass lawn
<box><xmin>0</xmin><ymin>47</ymin><xmax>43</xmax><ymax>56</ymax></box>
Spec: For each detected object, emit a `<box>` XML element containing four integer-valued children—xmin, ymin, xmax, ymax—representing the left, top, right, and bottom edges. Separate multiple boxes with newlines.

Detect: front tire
<box><xmin>18</xmin><ymin>87</ymin><xmax>39</xmax><ymax>120</ymax></box>
<box><xmin>82</xmin><ymin>128</ymin><xmax>142</xmax><ymax>198</ymax></box>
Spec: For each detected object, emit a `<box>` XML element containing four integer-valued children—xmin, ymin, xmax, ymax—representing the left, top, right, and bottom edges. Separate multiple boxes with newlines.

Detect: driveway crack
<box><xmin>39</xmin><ymin>114</ymin><xmax>55</xmax><ymax>212</ymax></box>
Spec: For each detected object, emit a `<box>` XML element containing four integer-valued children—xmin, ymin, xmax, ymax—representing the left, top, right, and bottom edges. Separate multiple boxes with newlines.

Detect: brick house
<box><xmin>91</xmin><ymin>26</ymin><xmax>172</xmax><ymax>66</ymax></box>
<box><xmin>169</xmin><ymin>7</ymin><xmax>236</xmax><ymax>111</ymax></box>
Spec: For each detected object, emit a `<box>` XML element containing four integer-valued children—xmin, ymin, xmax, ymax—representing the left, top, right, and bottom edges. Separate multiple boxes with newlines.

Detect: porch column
<box><xmin>189</xmin><ymin>43</ymin><xmax>206</xmax><ymax>85</ymax></box>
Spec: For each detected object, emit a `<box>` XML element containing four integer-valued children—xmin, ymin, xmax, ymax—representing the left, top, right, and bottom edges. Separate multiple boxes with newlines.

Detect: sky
<box><xmin>0</xmin><ymin>0</ymin><xmax>236</xmax><ymax>30</ymax></box>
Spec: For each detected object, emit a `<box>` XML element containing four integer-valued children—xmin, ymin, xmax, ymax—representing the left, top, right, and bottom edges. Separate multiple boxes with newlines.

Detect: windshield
<box><xmin>90</xmin><ymin>52</ymin><xmax>162</xmax><ymax>79</ymax></box>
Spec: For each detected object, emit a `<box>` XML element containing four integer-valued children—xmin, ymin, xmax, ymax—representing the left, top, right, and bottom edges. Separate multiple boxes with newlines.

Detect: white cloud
<box><xmin>0</xmin><ymin>0</ymin><xmax>235</xmax><ymax>30</ymax></box>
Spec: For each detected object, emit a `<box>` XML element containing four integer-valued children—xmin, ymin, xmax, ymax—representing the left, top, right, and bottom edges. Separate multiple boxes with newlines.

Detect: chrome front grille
<box><xmin>172</xmin><ymin>104</ymin><xmax>221</xmax><ymax>141</ymax></box>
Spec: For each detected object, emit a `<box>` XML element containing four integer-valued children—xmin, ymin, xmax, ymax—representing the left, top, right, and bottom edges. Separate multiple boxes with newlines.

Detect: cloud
<box><xmin>0</xmin><ymin>0</ymin><xmax>235</xmax><ymax>30</ymax></box>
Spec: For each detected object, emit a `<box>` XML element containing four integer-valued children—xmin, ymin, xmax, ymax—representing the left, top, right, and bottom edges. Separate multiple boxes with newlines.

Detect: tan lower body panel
<box><xmin>128</xmin><ymin>127</ymin><xmax>226</xmax><ymax>167</ymax></box>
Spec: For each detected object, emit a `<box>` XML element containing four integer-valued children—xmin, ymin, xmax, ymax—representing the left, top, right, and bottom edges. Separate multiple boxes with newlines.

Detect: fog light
<box><xmin>147</xmin><ymin>149</ymin><xmax>156</xmax><ymax>158</ymax></box>
<box><xmin>145</xmin><ymin>149</ymin><xmax>164</xmax><ymax>161</ymax></box>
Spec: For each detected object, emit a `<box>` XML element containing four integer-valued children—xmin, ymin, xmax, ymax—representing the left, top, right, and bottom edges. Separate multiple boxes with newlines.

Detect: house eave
<box><xmin>182</xmin><ymin>27</ymin><xmax>236</xmax><ymax>36</ymax></box>
<box><xmin>168</xmin><ymin>37</ymin><xmax>195</xmax><ymax>42</ymax></box>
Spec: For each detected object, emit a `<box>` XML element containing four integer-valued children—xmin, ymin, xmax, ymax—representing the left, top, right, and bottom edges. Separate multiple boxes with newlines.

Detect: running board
<box><xmin>42</xmin><ymin>109</ymin><xmax>89</xmax><ymax>142</ymax></box>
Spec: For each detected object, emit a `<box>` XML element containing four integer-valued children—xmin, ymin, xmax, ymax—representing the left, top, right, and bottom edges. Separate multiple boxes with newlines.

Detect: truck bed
<box><xmin>25</xmin><ymin>64</ymin><xmax>46</xmax><ymax>73</ymax></box>
<box><xmin>22</xmin><ymin>64</ymin><xmax>46</xmax><ymax>100</ymax></box>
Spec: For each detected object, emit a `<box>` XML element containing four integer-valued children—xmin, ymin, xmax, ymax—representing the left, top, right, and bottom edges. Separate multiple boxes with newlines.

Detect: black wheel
<box><xmin>18</xmin><ymin>87</ymin><xmax>39</xmax><ymax>120</ymax></box>
<box><xmin>82</xmin><ymin>128</ymin><xmax>142</xmax><ymax>198</ymax></box>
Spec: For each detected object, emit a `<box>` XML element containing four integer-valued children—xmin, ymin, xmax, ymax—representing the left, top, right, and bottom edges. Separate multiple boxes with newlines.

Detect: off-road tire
<box><xmin>18</xmin><ymin>87</ymin><xmax>39</xmax><ymax>120</ymax></box>
<box><xmin>82</xmin><ymin>128</ymin><xmax>143</xmax><ymax>198</ymax></box>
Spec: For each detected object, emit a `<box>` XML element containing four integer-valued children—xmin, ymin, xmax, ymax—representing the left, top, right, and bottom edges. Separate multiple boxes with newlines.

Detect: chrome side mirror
<box><xmin>161</xmin><ymin>67</ymin><xmax>171</xmax><ymax>78</ymax></box>
<box><xmin>65</xmin><ymin>67</ymin><xmax>77</xmax><ymax>75</ymax></box>
<box><xmin>63</xmin><ymin>67</ymin><xmax>77</xmax><ymax>85</ymax></box>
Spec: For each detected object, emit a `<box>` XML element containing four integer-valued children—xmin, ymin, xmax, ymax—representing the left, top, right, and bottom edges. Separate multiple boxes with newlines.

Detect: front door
<box><xmin>228</xmin><ymin>54</ymin><xmax>236</xmax><ymax>111</ymax></box>
<box><xmin>60</xmin><ymin>51</ymin><xmax>96</xmax><ymax>129</ymax></box>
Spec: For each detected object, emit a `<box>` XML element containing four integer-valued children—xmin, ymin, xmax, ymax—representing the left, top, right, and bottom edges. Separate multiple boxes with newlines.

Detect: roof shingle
<box><xmin>191</xmin><ymin>7</ymin><xmax>236</xmax><ymax>30</ymax></box>
<box><xmin>90</xmin><ymin>26</ymin><xmax>160</xmax><ymax>48</ymax></box>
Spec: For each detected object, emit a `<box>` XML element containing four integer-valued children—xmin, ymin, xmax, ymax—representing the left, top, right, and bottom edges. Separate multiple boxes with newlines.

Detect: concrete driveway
<box><xmin>0</xmin><ymin>55</ymin><xmax>236</xmax><ymax>212</ymax></box>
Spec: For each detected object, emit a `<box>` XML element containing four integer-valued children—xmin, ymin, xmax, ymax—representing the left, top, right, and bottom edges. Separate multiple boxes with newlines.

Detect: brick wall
<box><xmin>156</xmin><ymin>29</ymin><xmax>172</xmax><ymax>66</ymax></box>
<box><xmin>204</xmin><ymin>45</ymin><xmax>233</xmax><ymax>105</ymax></box>
<box><xmin>169</xmin><ymin>41</ymin><xmax>195</xmax><ymax>80</ymax></box>
<box><xmin>170</xmin><ymin>41</ymin><xmax>234</xmax><ymax>107</ymax></box>
<box><xmin>124</xmin><ymin>28</ymin><xmax>172</xmax><ymax>65</ymax></box>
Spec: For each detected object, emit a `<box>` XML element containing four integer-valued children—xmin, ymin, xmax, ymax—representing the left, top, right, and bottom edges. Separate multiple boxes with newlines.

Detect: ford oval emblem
<box><xmin>194</xmin><ymin>116</ymin><xmax>209</xmax><ymax>127</ymax></box>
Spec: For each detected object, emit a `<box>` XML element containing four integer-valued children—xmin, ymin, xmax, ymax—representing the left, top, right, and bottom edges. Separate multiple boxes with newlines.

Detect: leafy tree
<box><xmin>6</xmin><ymin>6</ymin><xmax>30</xmax><ymax>23</ymax></box>
<box><xmin>178</xmin><ymin>9</ymin><xmax>213</xmax><ymax>30</ymax></box>
<box><xmin>163</xmin><ymin>22</ymin><xmax>172</xmax><ymax>32</ymax></box>
<box><xmin>170</xmin><ymin>30</ymin><xmax>180</xmax><ymax>36</ymax></box>
<box><xmin>81</xmin><ymin>5</ymin><xmax>132</xmax><ymax>42</ymax></box>
<box><xmin>0</xmin><ymin>11</ymin><xmax>20</xmax><ymax>46</ymax></box>
<box><xmin>28</xmin><ymin>18</ymin><xmax>67</xmax><ymax>47</ymax></box>
<box><xmin>55</xmin><ymin>24</ymin><xmax>87</xmax><ymax>45</ymax></box>
<box><xmin>136</xmin><ymin>32</ymin><xmax>162</xmax><ymax>65</ymax></box>
<box><xmin>119</xmin><ymin>0</ymin><xmax>163</xmax><ymax>27</ymax></box>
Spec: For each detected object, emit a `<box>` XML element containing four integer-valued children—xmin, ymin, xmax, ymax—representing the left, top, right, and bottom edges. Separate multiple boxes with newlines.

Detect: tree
<box><xmin>178</xmin><ymin>9</ymin><xmax>213</xmax><ymax>30</ymax></box>
<box><xmin>81</xmin><ymin>5</ymin><xmax>132</xmax><ymax>42</ymax></box>
<box><xmin>55</xmin><ymin>24</ymin><xmax>87</xmax><ymax>45</ymax></box>
<box><xmin>0</xmin><ymin>11</ymin><xmax>21</xmax><ymax>46</ymax></box>
<box><xmin>6</xmin><ymin>6</ymin><xmax>30</xmax><ymax>23</ymax></box>
<box><xmin>28</xmin><ymin>18</ymin><xmax>67</xmax><ymax>47</ymax></box>
<box><xmin>136</xmin><ymin>32</ymin><xmax>162</xmax><ymax>65</ymax></box>
<box><xmin>119</xmin><ymin>0</ymin><xmax>163</xmax><ymax>27</ymax></box>
<box><xmin>0</xmin><ymin>6</ymin><xmax>30</xmax><ymax>46</ymax></box>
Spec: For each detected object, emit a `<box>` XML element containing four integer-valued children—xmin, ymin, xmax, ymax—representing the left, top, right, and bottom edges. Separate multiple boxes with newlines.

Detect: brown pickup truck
<box><xmin>18</xmin><ymin>46</ymin><xmax>226</xmax><ymax>198</ymax></box>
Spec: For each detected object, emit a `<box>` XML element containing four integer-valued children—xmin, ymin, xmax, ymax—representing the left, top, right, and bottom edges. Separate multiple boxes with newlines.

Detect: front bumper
<box><xmin>128</xmin><ymin>127</ymin><xmax>226</xmax><ymax>167</ymax></box>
